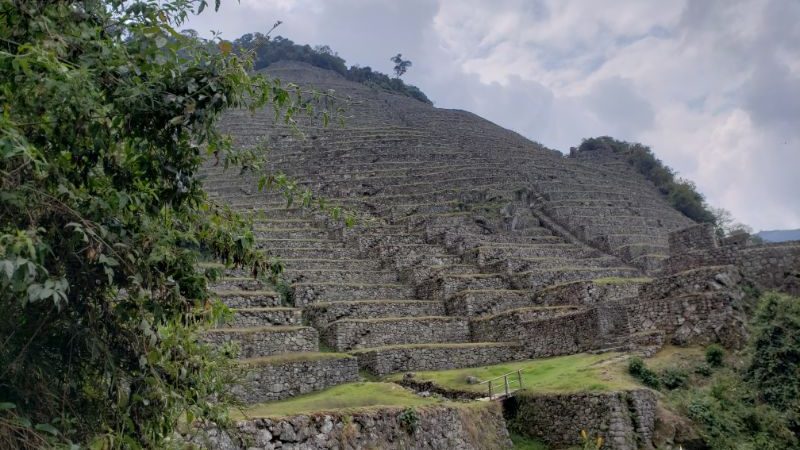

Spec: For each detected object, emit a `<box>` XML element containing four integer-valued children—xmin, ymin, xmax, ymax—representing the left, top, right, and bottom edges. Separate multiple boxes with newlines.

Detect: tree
<box><xmin>391</xmin><ymin>53</ymin><xmax>412</xmax><ymax>78</ymax></box>
<box><xmin>0</xmin><ymin>1</ymin><xmax>330</xmax><ymax>447</ymax></box>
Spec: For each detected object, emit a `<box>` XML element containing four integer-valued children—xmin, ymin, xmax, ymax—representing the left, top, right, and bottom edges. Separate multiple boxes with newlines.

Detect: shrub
<box><xmin>694</xmin><ymin>363</ymin><xmax>713</xmax><ymax>377</ymax></box>
<box><xmin>705</xmin><ymin>344</ymin><xmax>725</xmax><ymax>367</ymax></box>
<box><xmin>398</xmin><ymin>407</ymin><xmax>419</xmax><ymax>434</ymax></box>
<box><xmin>660</xmin><ymin>368</ymin><xmax>689</xmax><ymax>390</ymax></box>
<box><xmin>628</xmin><ymin>357</ymin><xmax>660</xmax><ymax>389</ymax></box>
<box><xmin>628</xmin><ymin>357</ymin><xmax>645</xmax><ymax>376</ymax></box>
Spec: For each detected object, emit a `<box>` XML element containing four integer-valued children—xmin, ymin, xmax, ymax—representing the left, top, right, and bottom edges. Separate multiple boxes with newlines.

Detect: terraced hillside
<box><xmin>197</xmin><ymin>61</ymin><xmax>711</xmax><ymax>408</ymax></box>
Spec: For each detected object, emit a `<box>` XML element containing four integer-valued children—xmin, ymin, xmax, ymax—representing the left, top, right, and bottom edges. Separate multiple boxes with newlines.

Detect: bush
<box><xmin>694</xmin><ymin>363</ymin><xmax>713</xmax><ymax>377</ymax></box>
<box><xmin>661</xmin><ymin>368</ymin><xmax>689</xmax><ymax>390</ymax></box>
<box><xmin>705</xmin><ymin>344</ymin><xmax>725</xmax><ymax>367</ymax></box>
<box><xmin>628</xmin><ymin>357</ymin><xmax>645</xmax><ymax>376</ymax></box>
<box><xmin>398</xmin><ymin>407</ymin><xmax>420</xmax><ymax>434</ymax></box>
<box><xmin>628</xmin><ymin>357</ymin><xmax>661</xmax><ymax>389</ymax></box>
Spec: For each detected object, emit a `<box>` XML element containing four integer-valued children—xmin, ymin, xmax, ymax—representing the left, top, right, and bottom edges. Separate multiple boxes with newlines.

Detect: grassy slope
<box><xmin>388</xmin><ymin>352</ymin><xmax>638</xmax><ymax>394</ymax></box>
<box><xmin>234</xmin><ymin>382</ymin><xmax>443</xmax><ymax>418</ymax></box>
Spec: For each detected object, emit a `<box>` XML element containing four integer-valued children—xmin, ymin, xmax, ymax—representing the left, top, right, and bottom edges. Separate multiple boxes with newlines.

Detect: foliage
<box><xmin>694</xmin><ymin>363</ymin><xmax>713</xmax><ymax>377</ymax></box>
<box><xmin>509</xmin><ymin>433</ymin><xmax>551</xmax><ymax>450</ymax></box>
<box><xmin>668</xmin><ymin>292</ymin><xmax>800</xmax><ymax>449</ymax></box>
<box><xmin>705</xmin><ymin>344</ymin><xmax>725</xmax><ymax>367</ymax></box>
<box><xmin>578</xmin><ymin>137</ymin><xmax>716</xmax><ymax>223</ymax></box>
<box><xmin>579</xmin><ymin>429</ymin><xmax>604</xmax><ymax>450</ymax></box>
<box><xmin>227</xmin><ymin>33</ymin><xmax>432</xmax><ymax>104</ymax></box>
<box><xmin>627</xmin><ymin>357</ymin><xmax>660</xmax><ymax>389</ymax></box>
<box><xmin>744</xmin><ymin>292</ymin><xmax>800</xmax><ymax>426</ymax></box>
<box><xmin>0</xmin><ymin>0</ymin><xmax>334</xmax><ymax>447</ymax></box>
<box><xmin>390</xmin><ymin>53</ymin><xmax>412</xmax><ymax>78</ymax></box>
<box><xmin>660</xmin><ymin>368</ymin><xmax>689</xmax><ymax>390</ymax></box>
<box><xmin>398</xmin><ymin>406</ymin><xmax>420</xmax><ymax>434</ymax></box>
<box><xmin>681</xmin><ymin>371</ymin><xmax>796</xmax><ymax>449</ymax></box>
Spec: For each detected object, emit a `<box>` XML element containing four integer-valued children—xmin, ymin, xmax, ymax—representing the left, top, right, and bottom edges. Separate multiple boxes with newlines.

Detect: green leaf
<box><xmin>0</xmin><ymin>402</ymin><xmax>15</xmax><ymax>410</ymax></box>
<box><xmin>218</xmin><ymin>41</ymin><xmax>232</xmax><ymax>55</ymax></box>
<box><xmin>34</xmin><ymin>423</ymin><xmax>59</xmax><ymax>436</ymax></box>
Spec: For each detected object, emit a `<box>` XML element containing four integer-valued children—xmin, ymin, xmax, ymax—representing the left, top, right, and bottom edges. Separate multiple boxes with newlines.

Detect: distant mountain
<box><xmin>757</xmin><ymin>229</ymin><xmax>800</xmax><ymax>243</ymax></box>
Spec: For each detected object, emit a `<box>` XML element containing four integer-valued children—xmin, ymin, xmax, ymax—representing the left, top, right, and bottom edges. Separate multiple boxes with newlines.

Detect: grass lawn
<box><xmin>387</xmin><ymin>352</ymin><xmax>639</xmax><ymax>395</ymax></box>
<box><xmin>233</xmin><ymin>382</ymin><xmax>443</xmax><ymax>418</ymax></box>
<box><xmin>511</xmin><ymin>433</ymin><xmax>551</xmax><ymax>449</ymax></box>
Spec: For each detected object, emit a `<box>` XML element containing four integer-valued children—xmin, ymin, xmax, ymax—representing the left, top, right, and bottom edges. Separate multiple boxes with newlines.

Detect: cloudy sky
<box><xmin>186</xmin><ymin>0</ymin><xmax>800</xmax><ymax>231</ymax></box>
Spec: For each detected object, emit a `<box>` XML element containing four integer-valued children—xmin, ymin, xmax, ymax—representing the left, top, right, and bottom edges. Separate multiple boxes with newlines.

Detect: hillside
<box><xmin>194</xmin><ymin>61</ymin><xmax>800</xmax><ymax>449</ymax></box>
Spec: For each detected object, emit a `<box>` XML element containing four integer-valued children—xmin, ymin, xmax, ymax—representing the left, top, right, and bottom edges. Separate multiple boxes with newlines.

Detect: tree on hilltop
<box><xmin>391</xmin><ymin>53</ymin><xmax>412</xmax><ymax>78</ymax></box>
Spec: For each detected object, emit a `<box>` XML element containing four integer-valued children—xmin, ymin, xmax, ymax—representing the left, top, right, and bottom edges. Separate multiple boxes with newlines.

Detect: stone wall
<box><xmin>518</xmin><ymin>309</ymin><xmax>600</xmax><ymax>357</ymax></box>
<box><xmin>354</xmin><ymin>343</ymin><xmax>526</xmax><ymax>376</ymax></box>
<box><xmin>535</xmin><ymin>280</ymin><xmax>645</xmax><ymax>306</ymax></box>
<box><xmin>184</xmin><ymin>403</ymin><xmax>513</xmax><ymax>450</ymax></box>
<box><xmin>322</xmin><ymin>317</ymin><xmax>469</xmax><ymax>351</ymax></box>
<box><xmin>665</xmin><ymin>224</ymin><xmax>800</xmax><ymax>292</ymax></box>
<box><xmin>233</xmin><ymin>356</ymin><xmax>359</xmax><ymax>403</ymax></box>
<box><xmin>470</xmin><ymin>307</ymin><xmax>580</xmax><ymax>342</ymax></box>
<box><xmin>506</xmin><ymin>389</ymin><xmax>657</xmax><ymax>450</ymax></box>
<box><xmin>664</xmin><ymin>242</ymin><xmax>800</xmax><ymax>290</ymax></box>
<box><xmin>668</xmin><ymin>224</ymin><xmax>717</xmax><ymax>254</ymax></box>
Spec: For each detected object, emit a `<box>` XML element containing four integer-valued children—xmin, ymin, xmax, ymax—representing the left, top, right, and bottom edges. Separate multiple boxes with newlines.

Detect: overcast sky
<box><xmin>186</xmin><ymin>0</ymin><xmax>800</xmax><ymax>231</ymax></box>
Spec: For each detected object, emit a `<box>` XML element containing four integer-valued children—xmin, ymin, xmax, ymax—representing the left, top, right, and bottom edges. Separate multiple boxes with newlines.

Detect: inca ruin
<box><xmin>191</xmin><ymin>62</ymin><xmax>800</xmax><ymax>449</ymax></box>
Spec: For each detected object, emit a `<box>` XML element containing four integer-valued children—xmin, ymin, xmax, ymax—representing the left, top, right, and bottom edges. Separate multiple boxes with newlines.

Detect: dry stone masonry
<box><xmin>192</xmin><ymin>61</ymin><xmax>796</xmax><ymax>449</ymax></box>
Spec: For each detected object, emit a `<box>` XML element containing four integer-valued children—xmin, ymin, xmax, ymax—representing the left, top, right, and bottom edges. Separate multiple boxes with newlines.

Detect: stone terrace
<box><xmin>197</xmin><ymin>61</ymin><xmax>725</xmax><ymax>408</ymax></box>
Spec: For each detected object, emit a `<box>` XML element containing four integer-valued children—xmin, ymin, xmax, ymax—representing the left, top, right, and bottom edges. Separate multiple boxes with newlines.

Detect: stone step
<box><xmin>257</xmin><ymin>238</ymin><xmax>345</xmax><ymax>250</ymax></box>
<box><xmin>213</xmin><ymin>289</ymin><xmax>282</xmax><ymax>308</ymax></box>
<box><xmin>252</xmin><ymin>227</ymin><xmax>329</xmax><ymax>240</ymax></box>
<box><xmin>211</xmin><ymin>277</ymin><xmax>275</xmax><ymax>291</ymax></box>
<box><xmin>278</xmin><ymin>258</ymin><xmax>378</xmax><ymax>271</ymax></box>
<box><xmin>292</xmin><ymin>282</ymin><xmax>416</xmax><ymax>306</ymax></box>
<box><xmin>464</xmin><ymin>244</ymin><xmax>600</xmax><ymax>266</ymax></box>
<box><xmin>322</xmin><ymin>316</ymin><xmax>471</xmax><ymax>351</ymax></box>
<box><xmin>484</xmin><ymin>255</ymin><xmax>622</xmax><ymax>273</ymax></box>
<box><xmin>417</xmin><ymin>273</ymin><xmax>510</xmax><ymax>301</ymax></box>
<box><xmin>266</xmin><ymin>247</ymin><xmax>361</xmax><ymax>260</ymax></box>
<box><xmin>470</xmin><ymin>306</ymin><xmax>583</xmax><ymax>342</ymax></box>
<box><xmin>234</xmin><ymin>353</ymin><xmax>359</xmax><ymax>403</ymax></box>
<box><xmin>227</xmin><ymin>307</ymin><xmax>302</xmax><ymax>328</ymax></box>
<box><xmin>511</xmin><ymin>267</ymin><xmax>642</xmax><ymax>290</ymax></box>
<box><xmin>445</xmin><ymin>289</ymin><xmax>538</xmax><ymax>317</ymax></box>
<box><xmin>284</xmin><ymin>268</ymin><xmax>399</xmax><ymax>284</ymax></box>
<box><xmin>204</xmin><ymin>326</ymin><xmax>319</xmax><ymax>358</ymax></box>
<box><xmin>352</xmin><ymin>342</ymin><xmax>527</xmax><ymax>376</ymax></box>
<box><xmin>303</xmin><ymin>300</ymin><xmax>446</xmax><ymax>329</ymax></box>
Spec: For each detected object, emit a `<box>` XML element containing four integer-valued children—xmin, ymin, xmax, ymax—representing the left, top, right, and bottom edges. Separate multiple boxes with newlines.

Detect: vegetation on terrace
<box><xmin>578</xmin><ymin>136</ymin><xmax>717</xmax><ymax>224</ymax></box>
<box><xmin>387</xmin><ymin>352</ymin><xmax>638</xmax><ymax>394</ymax></box>
<box><xmin>234</xmin><ymin>382</ymin><xmax>442</xmax><ymax>418</ymax></box>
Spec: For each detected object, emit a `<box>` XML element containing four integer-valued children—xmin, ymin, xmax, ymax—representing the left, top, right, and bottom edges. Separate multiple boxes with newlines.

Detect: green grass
<box><xmin>386</xmin><ymin>352</ymin><xmax>637</xmax><ymax>394</ymax></box>
<box><xmin>234</xmin><ymin>382</ymin><xmax>442</xmax><ymax>418</ymax></box>
<box><xmin>511</xmin><ymin>433</ymin><xmax>551</xmax><ymax>450</ymax></box>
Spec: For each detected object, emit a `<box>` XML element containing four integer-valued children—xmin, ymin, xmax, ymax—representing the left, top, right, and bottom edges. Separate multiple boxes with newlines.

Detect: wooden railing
<box><xmin>479</xmin><ymin>369</ymin><xmax>523</xmax><ymax>399</ymax></box>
